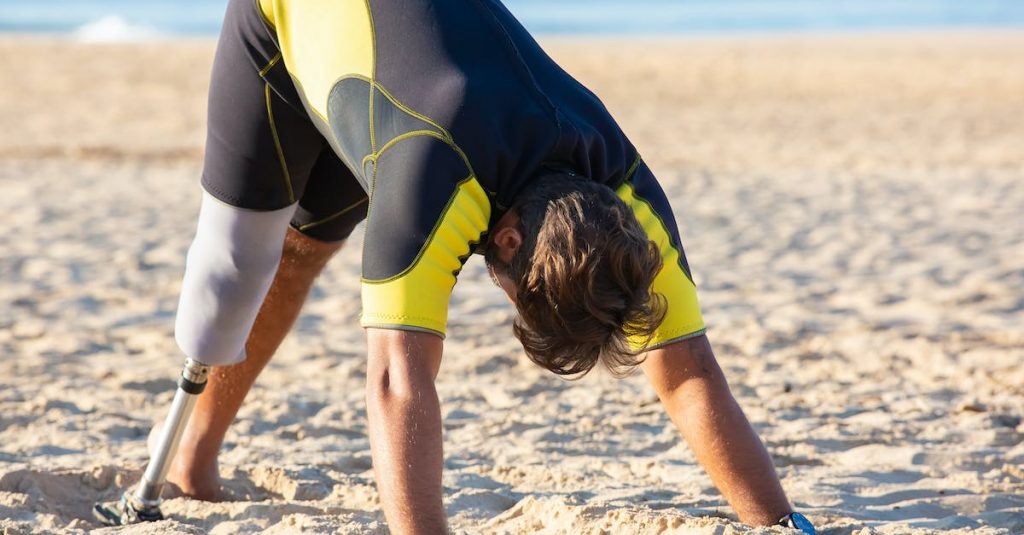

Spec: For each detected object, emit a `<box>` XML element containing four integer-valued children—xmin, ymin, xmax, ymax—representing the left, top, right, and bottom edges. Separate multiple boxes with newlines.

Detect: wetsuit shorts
<box><xmin>200</xmin><ymin>0</ymin><xmax>368</xmax><ymax>242</ymax></box>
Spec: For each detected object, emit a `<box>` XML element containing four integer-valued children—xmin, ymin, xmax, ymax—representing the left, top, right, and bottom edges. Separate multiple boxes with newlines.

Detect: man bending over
<box><xmin>139</xmin><ymin>0</ymin><xmax>816</xmax><ymax>532</ymax></box>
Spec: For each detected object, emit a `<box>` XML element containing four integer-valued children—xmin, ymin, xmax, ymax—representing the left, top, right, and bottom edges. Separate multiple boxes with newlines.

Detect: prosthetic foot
<box><xmin>94</xmin><ymin>358</ymin><xmax>210</xmax><ymax>526</ymax></box>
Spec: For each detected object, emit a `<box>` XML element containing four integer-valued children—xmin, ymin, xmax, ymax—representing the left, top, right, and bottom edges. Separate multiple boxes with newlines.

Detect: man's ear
<box><xmin>492</xmin><ymin>225</ymin><xmax>522</xmax><ymax>264</ymax></box>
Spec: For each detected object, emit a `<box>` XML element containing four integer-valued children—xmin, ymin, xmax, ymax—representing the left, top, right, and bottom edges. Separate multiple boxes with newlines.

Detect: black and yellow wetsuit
<box><xmin>203</xmin><ymin>0</ymin><xmax>705</xmax><ymax>346</ymax></box>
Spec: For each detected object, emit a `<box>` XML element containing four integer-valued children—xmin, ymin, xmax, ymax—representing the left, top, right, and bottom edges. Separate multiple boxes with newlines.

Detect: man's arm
<box><xmin>365</xmin><ymin>328</ymin><xmax>447</xmax><ymax>534</ymax></box>
<box><xmin>640</xmin><ymin>334</ymin><xmax>792</xmax><ymax>526</ymax></box>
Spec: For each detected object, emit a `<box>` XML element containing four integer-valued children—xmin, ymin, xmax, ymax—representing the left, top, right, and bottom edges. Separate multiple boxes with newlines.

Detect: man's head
<box><xmin>485</xmin><ymin>174</ymin><xmax>666</xmax><ymax>377</ymax></box>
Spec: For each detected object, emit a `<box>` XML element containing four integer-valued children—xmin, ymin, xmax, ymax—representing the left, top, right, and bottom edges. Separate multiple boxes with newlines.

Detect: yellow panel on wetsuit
<box><xmin>616</xmin><ymin>169</ymin><xmax>706</xmax><ymax>351</ymax></box>
<box><xmin>257</xmin><ymin>0</ymin><xmax>374</xmax><ymax>119</ymax></box>
<box><xmin>360</xmin><ymin>175</ymin><xmax>491</xmax><ymax>336</ymax></box>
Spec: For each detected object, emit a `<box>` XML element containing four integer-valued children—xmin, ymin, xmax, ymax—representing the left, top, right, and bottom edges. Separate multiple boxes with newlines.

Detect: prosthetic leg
<box><xmin>94</xmin><ymin>194</ymin><xmax>295</xmax><ymax>525</ymax></box>
<box><xmin>94</xmin><ymin>358</ymin><xmax>211</xmax><ymax>525</ymax></box>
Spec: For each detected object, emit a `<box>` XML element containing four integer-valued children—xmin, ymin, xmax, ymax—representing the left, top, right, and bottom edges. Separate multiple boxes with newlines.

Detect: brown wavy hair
<box><xmin>486</xmin><ymin>174</ymin><xmax>666</xmax><ymax>377</ymax></box>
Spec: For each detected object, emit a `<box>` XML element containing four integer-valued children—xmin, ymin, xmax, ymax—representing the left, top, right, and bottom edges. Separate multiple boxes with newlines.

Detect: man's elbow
<box><xmin>366</xmin><ymin>354</ymin><xmax>403</xmax><ymax>404</ymax></box>
<box><xmin>364</xmin><ymin>329</ymin><xmax>444</xmax><ymax>414</ymax></box>
<box><xmin>365</xmin><ymin>351</ymin><xmax>431</xmax><ymax>407</ymax></box>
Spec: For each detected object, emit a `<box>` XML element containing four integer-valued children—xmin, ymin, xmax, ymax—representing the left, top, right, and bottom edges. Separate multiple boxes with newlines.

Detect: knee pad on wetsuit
<box><xmin>174</xmin><ymin>191</ymin><xmax>297</xmax><ymax>366</ymax></box>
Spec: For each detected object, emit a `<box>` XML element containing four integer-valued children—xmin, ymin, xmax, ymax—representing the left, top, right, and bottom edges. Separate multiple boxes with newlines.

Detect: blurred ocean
<box><xmin>1</xmin><ymin>0</ymin><xmax>1023</xmax><ymax>41</ymax></box>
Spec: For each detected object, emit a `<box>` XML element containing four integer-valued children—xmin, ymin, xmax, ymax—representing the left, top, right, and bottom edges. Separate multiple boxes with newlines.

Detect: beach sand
<box><xmin>0</xmin><ymin>32</ymin><xmax>1022</xmax><ymax>534</ymax></box>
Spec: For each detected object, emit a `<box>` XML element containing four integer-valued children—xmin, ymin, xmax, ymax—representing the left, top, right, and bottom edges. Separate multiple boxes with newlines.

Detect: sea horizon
<box><xmin>1</xmin><ymin>0</ymin><xmax>1023</xmax><ymax>42</ymax></box>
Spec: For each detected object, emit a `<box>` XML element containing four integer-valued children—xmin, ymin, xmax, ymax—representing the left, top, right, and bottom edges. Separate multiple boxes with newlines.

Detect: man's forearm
<box><xmin>670</xmin><ymin>374</ymin><xmax>790</xmax><ymax>525</ymax></box>
<box><xmin>365</xmin><ymin>329</ymin><xmax>447</xmax><ymax>534</ymax></box>
<box><xmin>643</xmin><ymin>336</ymin><xmax>792</xmax><ymax>526</ymax></box>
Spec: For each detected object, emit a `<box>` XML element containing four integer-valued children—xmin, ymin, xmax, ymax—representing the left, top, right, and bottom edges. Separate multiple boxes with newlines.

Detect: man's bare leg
<box><xmin>151</xmin><ymin>227</ymin><xmax>343</xmax><ymax>501</ymax></box>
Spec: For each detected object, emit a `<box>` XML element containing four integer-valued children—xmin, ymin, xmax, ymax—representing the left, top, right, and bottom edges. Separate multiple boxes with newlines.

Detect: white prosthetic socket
<box><xmin>174</xmin><ymin>191</ymin><xmax>297</xmax><ymax>366</ymax></box>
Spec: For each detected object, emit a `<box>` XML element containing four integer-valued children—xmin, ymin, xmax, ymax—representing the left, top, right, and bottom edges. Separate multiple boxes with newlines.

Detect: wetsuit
<box><xmin>198</xmin><ymin>0</ymin><xmax>705</xmax><ymax>347</ymax></box>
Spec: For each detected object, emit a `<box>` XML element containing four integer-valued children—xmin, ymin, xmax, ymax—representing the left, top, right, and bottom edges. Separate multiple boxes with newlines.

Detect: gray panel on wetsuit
<box><xmin>372</xmin><ymin>86</ymin><xmax>442</xmax><ymax>145</ymax></box>
<box><xmin>327</xmin><ymin>77</ymin><xmax>442</xmax><ymax>185</ymax></box>
<box><xmin>326</xmin><ymin>78</ymin><xmax>373</xmax><ymax>181</ymax></box>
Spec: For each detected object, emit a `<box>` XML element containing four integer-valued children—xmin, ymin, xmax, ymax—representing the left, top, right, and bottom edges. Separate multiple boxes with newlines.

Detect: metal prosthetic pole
<box><xmin>129</xmin><ymin>357</ymin><xmax>211</xmax><ymax>516</ymax></box>
<box><xmin>94</xmin><ymin>358</ymin><xmax>210</xmax><ymax>525</ymax></box>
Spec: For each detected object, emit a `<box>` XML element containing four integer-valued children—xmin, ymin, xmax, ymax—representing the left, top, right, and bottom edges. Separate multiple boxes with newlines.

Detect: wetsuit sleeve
<box><xmin>616</xmin><ymin>158</ymin><xmax>706</xmax><ymax>350</ymax></box>
<box><xmin>359</xmin><ymin>135</ymin><xmax>490</xmax><ymax>337</ymax></box>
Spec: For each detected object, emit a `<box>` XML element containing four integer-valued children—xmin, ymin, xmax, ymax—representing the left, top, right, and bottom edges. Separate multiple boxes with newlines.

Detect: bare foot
<box><xmin>146</xmin><ymin>422</ymin><xmax>226</xmax><ymax>502</ymax></box>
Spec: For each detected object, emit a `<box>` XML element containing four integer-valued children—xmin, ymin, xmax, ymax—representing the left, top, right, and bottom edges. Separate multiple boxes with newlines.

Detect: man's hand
<box><xmin>641</xmin><ymin>334</ymin><xmax>793</xmax><ymax>526</ymax></box>
<box><xmin>365</xmin><ymin>328</ymin><xmax>447</xmax><ymax>534</ymax></box>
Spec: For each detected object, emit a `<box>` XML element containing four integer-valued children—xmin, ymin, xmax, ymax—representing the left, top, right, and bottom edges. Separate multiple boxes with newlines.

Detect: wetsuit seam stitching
<box><xmin>292</xmin><ymin>77</ymin><xmax>329</xmax><ymax>124</ymax></box>
<box><xmin>614</xmin><ymin>153</ymin><xmax>643</xmax><ymax>190</ymax></box>
<box><xmin>258</xmin><ymin>53</ymin><xmax>282</xmax><ymax>77</ymax></box>
<box><xmin>362</xmin><ymin>130</ymin><xmax>457</xmax><ymax>170</ymax></box>
<box><xmin>621</xmin><ymin>173</ymin><xmax>695</xmax><ymax>286</ymax></box>
<box><xmin>200</xmin><ymin>175</ymin><xmax>290</xmax><ymax>210</ymax></box>
<box><xmin>370</xmin><ymin>80</ymin><xmax>449</xmax><ymax>137</ymax></box>
<box><xmin>368</xmin><ymin>86</ymin><xmax>377</xmax><ymax>155</ymax></box>
<box><xmin>254</xmin><ymin>0</ymin><xmax>276</xmax><ymax>30</ymax></box>
<box><xmin>265</xmin><ymin>83</ymin><xmax>296</xmax><ymax>203</ymax></box>
<box><xmin>362</xmin><ymin>0</ymin><xmax>378</xmax><ymax>224</ymax></box>
<box><xmin>369</xmin><ymin>76</ymin><xmax>476</xmax><ymax>176</ymax></box>
<box><xmin>360</xmin><ymin>322</ymin><xmax>446</xmax><ymax>338</ymax></box>
<box><xmin>297</xmin><ymin>197</ymin><xmax>368</xmax><ymax>231</ymax></box>
<box><xmin>370</xmin><ymin>80</ymin><xmax>476</xmax><ymax>176</ymax></box>
<box><xmin>361</xmin><ymin>174</ymin><xmax>484</xmax><ymax>284</ymax></box>
<box><xmin>645</xmin><ymin>328</ymin><xmax>708</xmax><ymax>351</ymax></box>
<box><xmin>362</xmin><ymin>312</ymin><xmax>444</xmax><ymax>322</ymax></box>
<box><xmin>321</xmin><ymin>73</ymin><xmax>478</xmax><ymax>179</ymax></box>
<box><xmin>200</xmin><ymin>176</ymin><xmax>246</xmax><ymax>207</ymax></box>
<box><xmin>365</xmin><ymin>0</ymin><xmax>378</xmax><ymax>154</ymax></box>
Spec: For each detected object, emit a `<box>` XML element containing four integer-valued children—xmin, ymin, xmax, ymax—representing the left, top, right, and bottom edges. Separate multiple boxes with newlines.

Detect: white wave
<box><xmin>72</xmin><ymin>15</ymin><xmax>164</xmax><ymax>42</ymax></box>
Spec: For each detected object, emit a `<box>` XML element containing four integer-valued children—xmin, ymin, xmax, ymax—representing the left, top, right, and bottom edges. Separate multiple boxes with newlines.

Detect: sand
<box><xmin>0</xmin><ymin>31</ymin><xmax>1022</xmax><ymax>534</ymax></box>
